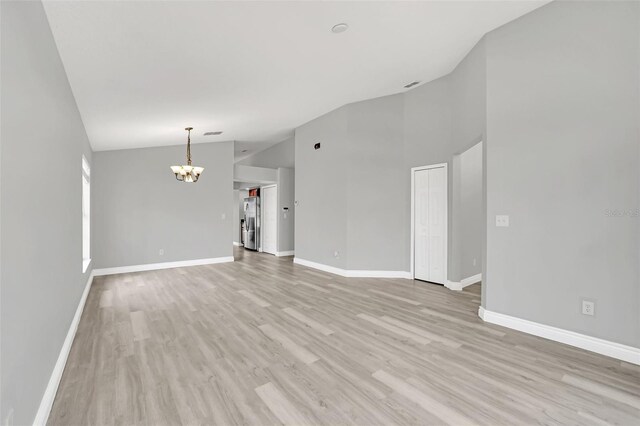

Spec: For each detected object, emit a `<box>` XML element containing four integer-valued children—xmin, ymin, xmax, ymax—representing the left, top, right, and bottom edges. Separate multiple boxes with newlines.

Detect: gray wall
<box><xmin>1</xmin><ymin>1</ymin><xmax>94</xmax><ymax>424</ymax></box>
<box><xmin>484</xmin><ymin>0</ymin><xmax>639</xmax><ymax>347</ymax></box>
<box><xmin>234</xmin><ymin>164</ymin><xmax>277</xmax><ymax>184</ymax></box>
<box><xmin>293</xmin><ymin>0</ymin><xmax>638</xmax><ymax>348</ymax></box>
<box><xmin>277</xmin><ymin>168</ymin><xmax>295</xmax><ymax>253</ymax></box>
<box><xmin>295</xmin><ymin>107</ymin><xmax>349</xmax><ymax>268</ymax></box>
<box><xmin>237</xmin><ymin>137</ymin><xmax>295</xmax><ymax>169</ymax></box>
<box><xmin>403</xmin><ymin>76</ymin><xmax>454</xmax><ymax>276</ymax></box>
<box><xmin>347</xmin><ymin>95</ymin><xmax>406</xmax><ymax>271</ymax></box>
<box><xmin>93</xmin><ymin>142</ymin><xmax>234</xmax><ymax>268</ymax></box>
<box><xmin>458</xmin><ymin>142</ymin><xmax>483</xmax><ymax>279</ymax></box>
<box><xmin>448</xmin><ymin>39</ymin><xmax>487</xmax><ymax>284</ymax></box>
<box><xmin>295</xmin><ymin>43</ymin><xmax>485</xmax><ymax>275</ymax></box>
<box><xmin>405</xmin><ymin>40</ymin><xmax>486</xmax><ymax>282</ymax></box>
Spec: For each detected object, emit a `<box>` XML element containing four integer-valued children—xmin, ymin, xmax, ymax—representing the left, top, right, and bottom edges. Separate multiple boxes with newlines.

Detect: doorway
<box><xmin>454</xmin><ymin>141</ymin><xmax>483</xmax><ymax>288</ymax></box>
<box><xmin>261</xmin><ymin>184</ymin><xmax>278</xmax><ymax>255</ymax></box>
<box><xmin>411</xmin><ymin>163</ymin><xmax>447</xmax><ymax>284</ymax></box>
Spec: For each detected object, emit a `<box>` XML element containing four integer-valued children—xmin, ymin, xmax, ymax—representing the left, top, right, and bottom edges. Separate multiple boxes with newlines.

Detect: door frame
<box><xmin>260</xmin><ymin>184</ymin><xmax>278</xmax><ymax>255</ymax></box>
<box><xmin>410</xmin><ymin>163</ymin><xmax>448</xmax><ymax>282</ymax></box>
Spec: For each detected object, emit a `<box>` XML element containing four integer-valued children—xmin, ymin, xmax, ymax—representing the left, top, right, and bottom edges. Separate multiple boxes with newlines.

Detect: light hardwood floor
<box><xmin>49</xmin><ymin>248</ymin><xmax>640</xmax><ymax>425</ymax></box>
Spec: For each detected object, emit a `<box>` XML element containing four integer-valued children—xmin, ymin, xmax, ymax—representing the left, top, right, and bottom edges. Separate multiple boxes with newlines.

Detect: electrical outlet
<box><xmin>333</xmin><ymin>250</ymin><xmax>340</xmax><ymax>258</ymax></box>
<box><xmin>221</xmin><ymin>213</ymin><xmax>226</xmax><ymax>220</ymax></box>
<box><xmin>496</xmin><ymin>215</ymin><xmax>510</xmax><ymax>227</ymax></box>
<box><xmin>582</xmin><ymin>299</ymin><xmax>595</xmax><ymax>316</ymax></box>
<box><xmin>159</xmin><ymin>249</ymin><xmax>164</xmax><ymax>256</ymax></box>
<box><xmin>473</xmin><ymin>258</ymin><xmax>477</xmax><ymax>266</ymax></box>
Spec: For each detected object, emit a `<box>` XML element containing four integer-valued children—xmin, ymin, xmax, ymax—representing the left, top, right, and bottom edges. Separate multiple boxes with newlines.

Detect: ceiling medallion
<box><xmin>171</xmin><ymin>127</ymin><xmax>204</xmax><ymax>183</ymax></box>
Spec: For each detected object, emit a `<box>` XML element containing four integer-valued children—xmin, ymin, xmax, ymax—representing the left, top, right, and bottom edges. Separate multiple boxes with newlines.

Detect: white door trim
<box><xmin>260</xmin><ymin>184</ymin><xmax>278</xmax><ymax>255</ymax></box>
<box><xmin>410</xmin><ymin>163</ymin><xmax>448</xmax><ymax>283</ymax></box>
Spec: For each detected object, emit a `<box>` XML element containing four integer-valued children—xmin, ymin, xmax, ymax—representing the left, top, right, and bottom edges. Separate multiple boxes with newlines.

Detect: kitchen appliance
<box><xmin>243</xmin><ymin>196</ymin><xmax>260</xmax><ymax>250</ymax></box>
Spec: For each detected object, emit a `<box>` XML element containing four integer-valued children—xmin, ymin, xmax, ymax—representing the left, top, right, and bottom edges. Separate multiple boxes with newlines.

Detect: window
<box><xmin>82</xmin><ymin>156</ymin><xmax>91</xmax><ymax>272</ymax></box>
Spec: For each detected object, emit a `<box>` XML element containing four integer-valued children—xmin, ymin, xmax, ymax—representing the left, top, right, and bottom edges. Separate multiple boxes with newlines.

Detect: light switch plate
<box><xmin>496</xmin><ymin>215</ymin><xmax>510</xmax><ymax>227</ymax></box>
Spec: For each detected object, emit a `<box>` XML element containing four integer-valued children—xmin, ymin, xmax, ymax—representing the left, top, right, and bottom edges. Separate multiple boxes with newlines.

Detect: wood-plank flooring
<box><xmin>48</xmin><ymin>248</ymin><xmax>640</xmax><ymax>425</ymax></box>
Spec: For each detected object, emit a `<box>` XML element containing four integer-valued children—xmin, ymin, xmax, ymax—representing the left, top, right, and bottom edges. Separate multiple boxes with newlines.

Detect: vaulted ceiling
<box><xmin>43</xmin><ymin>0</ymin><xmax>549</xmax><ymax>152</ymax></box>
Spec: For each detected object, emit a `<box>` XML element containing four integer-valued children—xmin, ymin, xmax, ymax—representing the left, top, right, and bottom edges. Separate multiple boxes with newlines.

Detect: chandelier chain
<box><xmin>186</xmin><ymin>127</ymin><xmax>192</xmax><ymax>166</ymax></box>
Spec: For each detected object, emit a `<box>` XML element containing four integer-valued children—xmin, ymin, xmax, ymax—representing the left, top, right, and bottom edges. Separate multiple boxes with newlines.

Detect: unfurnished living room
<box><xmin>2</xmin><ymin>0</ymin><xmax>639</xmax><ymax>425</ymax></box>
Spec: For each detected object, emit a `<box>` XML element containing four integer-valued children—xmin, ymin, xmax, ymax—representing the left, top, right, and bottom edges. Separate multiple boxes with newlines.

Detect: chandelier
<box><xmin>170</xmin><ymin>127</ymin><xmax>204</xmax><ymax>183</ymax></box>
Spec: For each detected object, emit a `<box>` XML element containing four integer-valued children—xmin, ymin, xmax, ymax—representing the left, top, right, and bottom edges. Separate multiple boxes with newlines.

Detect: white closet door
<box><xmin>414</xmin><ymin>166</ymin><xmax>446</xmax><ymax>284</ymax></box>
<box><xmin>262</xmin><ymin>186</ymin><xmax>278</xmax><ymax>255</ymax></box>
<box><xmin>414</xmin><ymin>169</ymin><xmax>430</xmax><ymax>281</ymax></box>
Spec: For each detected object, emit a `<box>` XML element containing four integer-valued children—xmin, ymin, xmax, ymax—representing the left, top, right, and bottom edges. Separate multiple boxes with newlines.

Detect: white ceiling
<box><xmin>43</xmin><ymin>0</ymin><xmax>549</xmax><ymax>152</ymax></box>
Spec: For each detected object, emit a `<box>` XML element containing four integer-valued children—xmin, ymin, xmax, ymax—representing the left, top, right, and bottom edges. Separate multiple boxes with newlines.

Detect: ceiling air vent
<box><xmin>404</xmin><ymin>81</ymin><xmax>420</xmax><ymax>89</ymax></box>
<box><xmin>204</xmin><ymin>131</ymin><xmax>223</xmax><ymax>136</ymax></box>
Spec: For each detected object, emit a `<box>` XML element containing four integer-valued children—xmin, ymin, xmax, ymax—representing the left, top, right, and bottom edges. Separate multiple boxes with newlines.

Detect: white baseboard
<box><xmin>93</xmin><ymin>256</ymin><xmax>234</xmax><ymax>276</ymax></box>
<box><xmin>479</xmin><ymin>307</ymin><xmax>640</xmax><ymax>365</ymax></box>
<box><xmin>276</xmin><ymin>250</ymin><xmax>295</xmax><ymax>257</ymax></box>
<box><xmin>233</xmin><ymin>241</ymin><xmax>243</xmax><ymax>247</ymax></box>
<box><xmin>293</xmin><ymin>258</ymin><xmax>344</xmax><ymax>275</ymax></box>
<box><xmin>293</xmin><ymin>257</ymin><xmax>411</xmax><ymax>279</ymax></box>
<box><xmin>445</xmin><ymin>281</ymin><xmax>462</xmax><ymax>291</ymax></box>
<box><xmin>347</xmin><ymin>269</ymin><xmax>411</xmax><ymax>279</ymax></box>
<box><xmin>33</xmin><ymin>271</ymin><xmax>95</xmax><ymax>426</ymax></box>
<box><xmin>461</xmin><ymin>273</ymin><xmax>482</xmax><ymax>287</ymax></box>
<box><xmin>446</xmin><ymin>273</ymin><xmax>482</xmax><ymax>291</ymax></box>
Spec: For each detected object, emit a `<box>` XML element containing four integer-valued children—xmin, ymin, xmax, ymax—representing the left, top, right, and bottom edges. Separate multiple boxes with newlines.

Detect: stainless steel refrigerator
<box><xmin>243</xmin><ymin>196</ymin><xmax>260</xmax><ymax>250</ymax></box>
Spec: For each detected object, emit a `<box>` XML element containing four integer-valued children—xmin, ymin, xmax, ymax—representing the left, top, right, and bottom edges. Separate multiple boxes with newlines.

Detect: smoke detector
<box><xmin>203</xmin><ymin>131</ymin><xmax>223</xmax><ymax>136</ymax></box>
<box><xmin>331</xmin><ymin>23</ymin><xmax>349</xmax><ymax>34</ymax></box>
